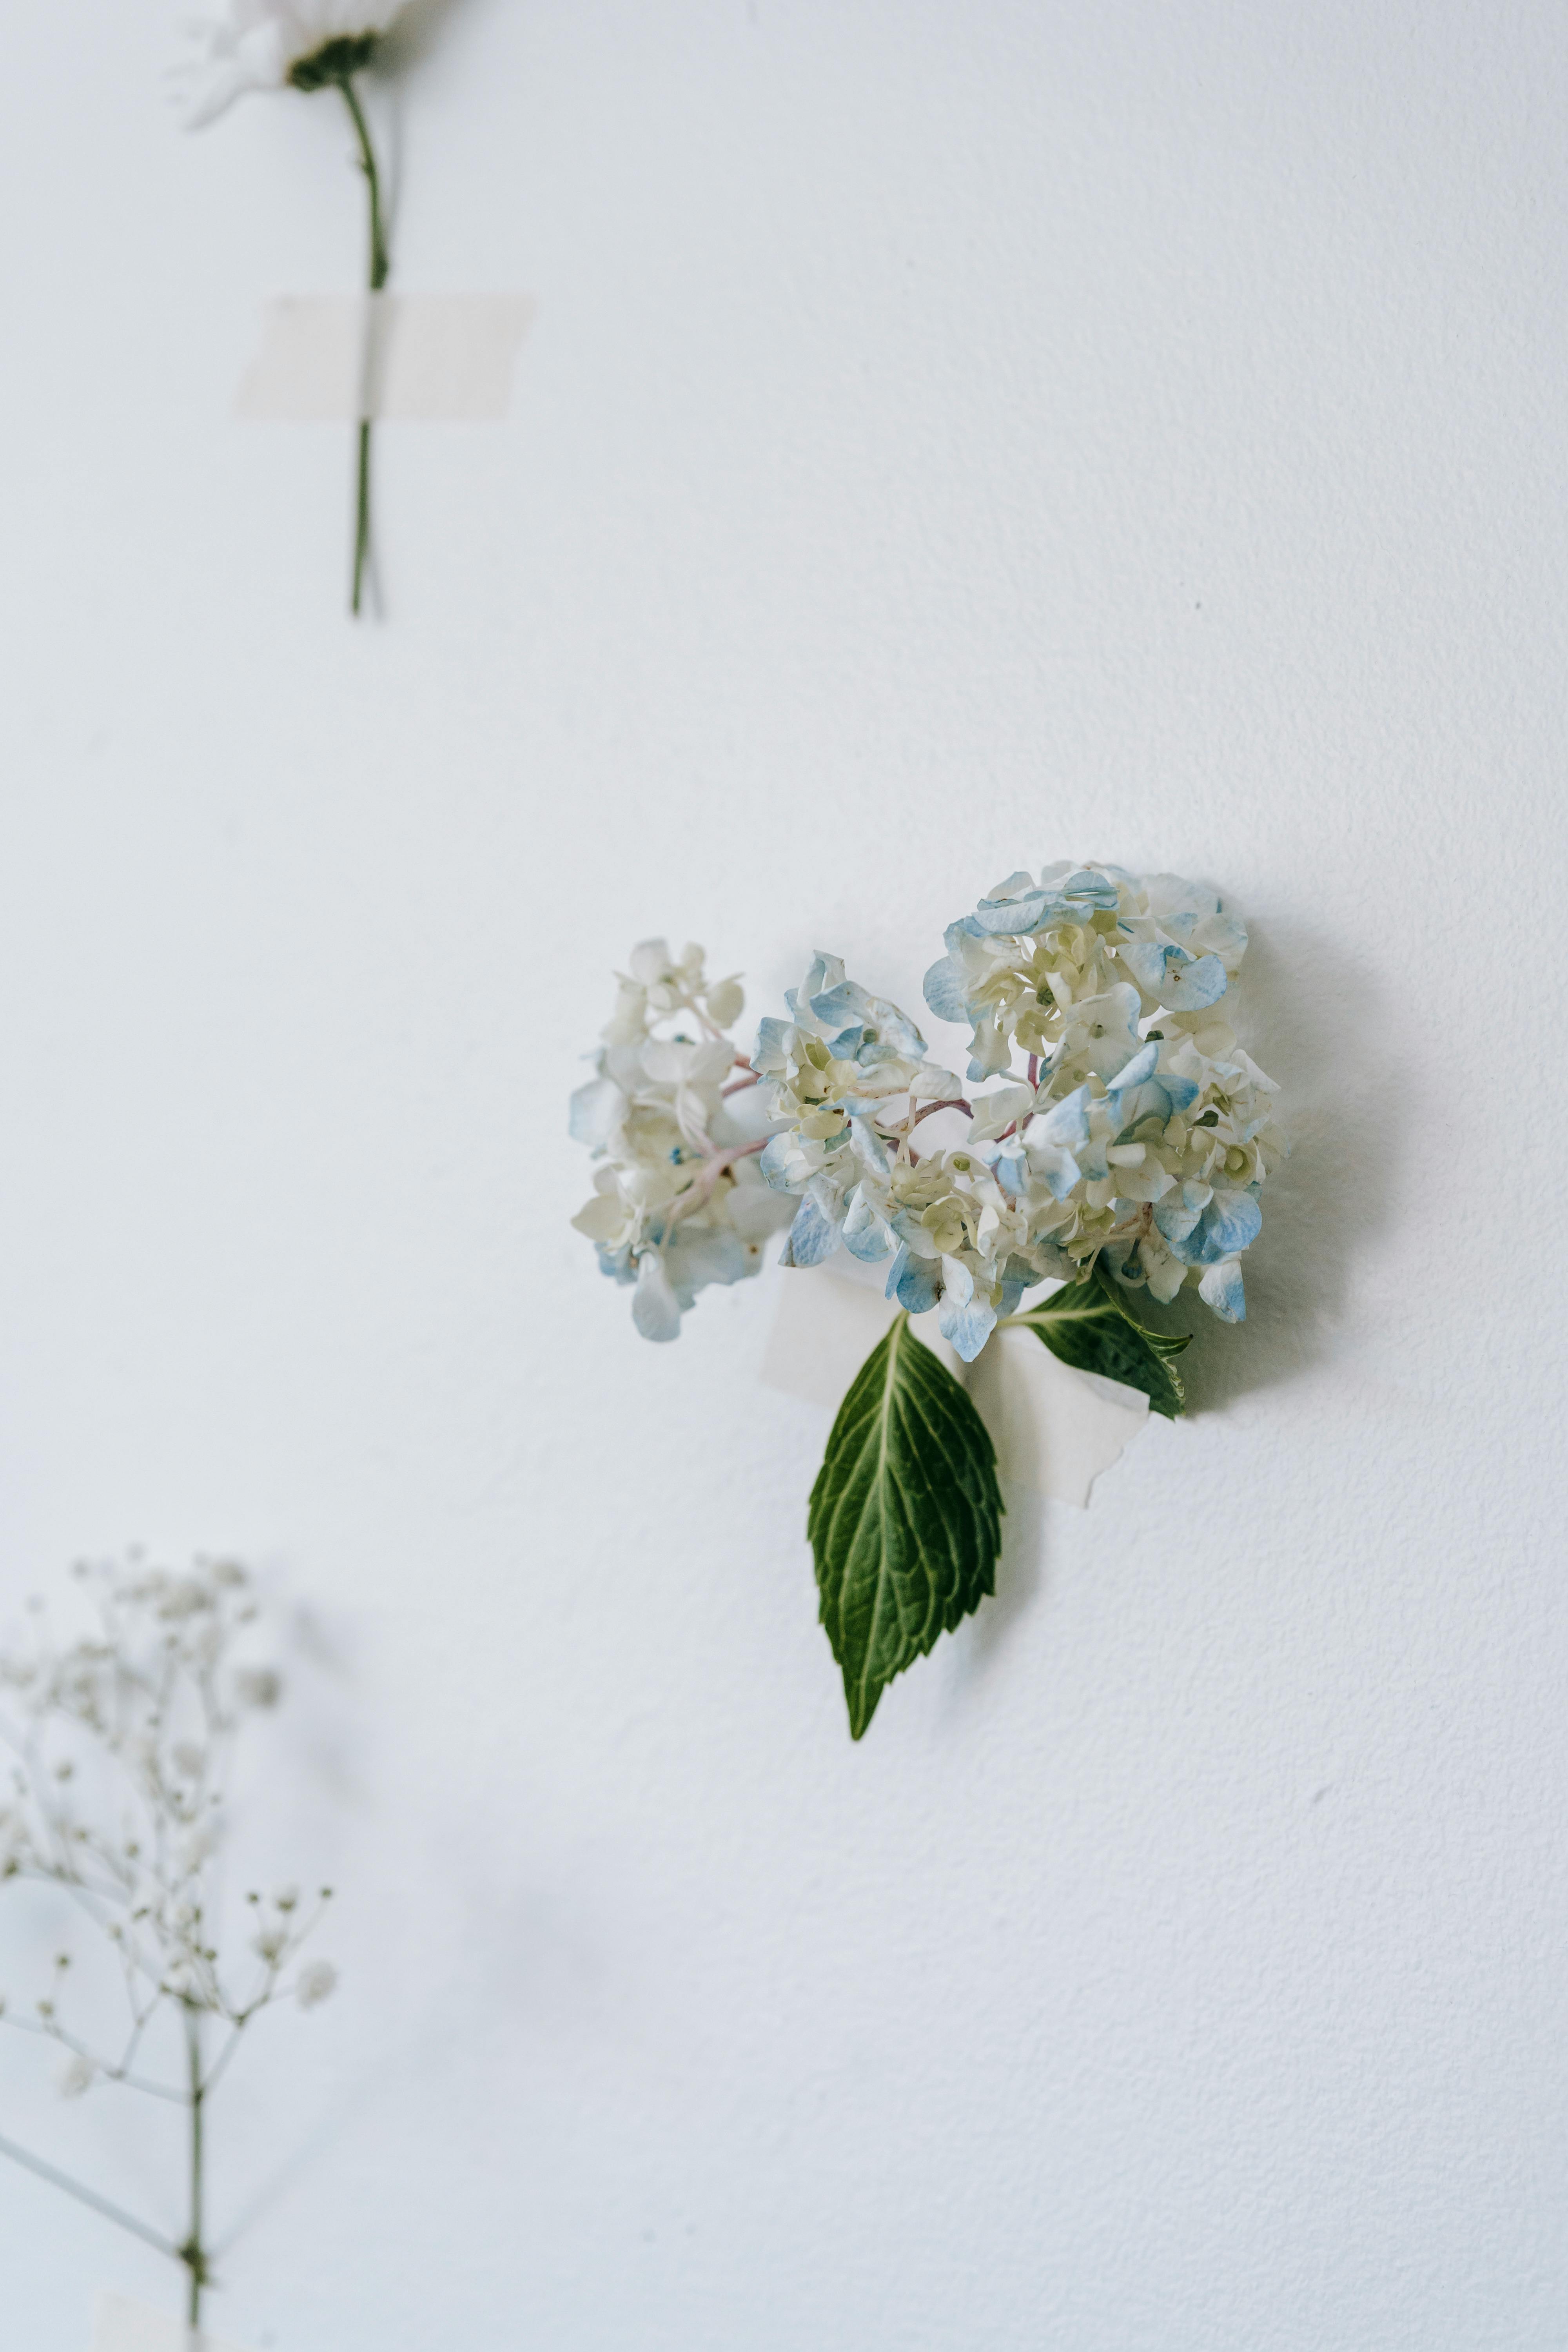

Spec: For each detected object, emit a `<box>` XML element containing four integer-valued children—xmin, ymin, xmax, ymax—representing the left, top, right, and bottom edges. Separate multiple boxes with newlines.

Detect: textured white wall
<box><xmin>0</xmin><ymin>1</ymin><xmax>1564</xmax><ymax>2345</ymax></box>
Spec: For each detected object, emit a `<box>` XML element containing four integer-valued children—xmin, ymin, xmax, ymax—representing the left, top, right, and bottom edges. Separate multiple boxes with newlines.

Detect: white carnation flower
<box><xmin>174</xmin><ymin>0</ymin><xmax>409</xmax><ymax>129</ymax></box>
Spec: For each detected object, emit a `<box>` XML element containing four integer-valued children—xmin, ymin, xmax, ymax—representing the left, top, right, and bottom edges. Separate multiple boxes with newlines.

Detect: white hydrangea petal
<box><xmin>571</xmin><ymin>1192</ymin><xmax>628</xmax><ymax>1244</ymax></box>
<box><xmin>628</xmin><ymin>938</ymin><xmax>671</xmax><ymax>984</ymax></box>
<box><xmin>966</xmin><ymin>1083</ymin><xmax>1033</xmax><ymax>1143</ymax></box>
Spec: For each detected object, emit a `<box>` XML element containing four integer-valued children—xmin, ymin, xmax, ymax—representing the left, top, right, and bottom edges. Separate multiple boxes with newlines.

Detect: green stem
<box><xmin>180</xmin><ymin>2003</ymin><xmax>207</xmax><ymax>2333</ymax></box>
<box><xmin>336</xmin><ymin>74</ymin><xmax>389</xmax><ymax>618</ymax></box>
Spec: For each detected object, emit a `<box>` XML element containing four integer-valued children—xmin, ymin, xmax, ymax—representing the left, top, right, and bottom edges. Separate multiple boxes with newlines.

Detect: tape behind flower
<box><xmin>235</xmin><ymin>293</ymin><xmax>534</xmax><ymax>421</ymax></box>
<box><xmin>760</xmin><ymin>1252</ymin><xmax>1147</xmax><ymax>1511</ymax></box>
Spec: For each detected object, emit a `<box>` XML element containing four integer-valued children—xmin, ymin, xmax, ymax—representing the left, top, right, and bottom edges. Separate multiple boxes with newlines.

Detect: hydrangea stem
<box><xmin>337</xmin><ymin>74</ymin><xmax>389</xmax><ymax>618</ymax></box>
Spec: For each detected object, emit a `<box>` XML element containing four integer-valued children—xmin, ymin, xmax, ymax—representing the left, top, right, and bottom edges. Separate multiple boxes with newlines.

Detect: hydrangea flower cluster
<box><xmin>570</xmin><ymin>942</ymin><xmax>795</xmax><ymax>1342</ymax></box>
<box><xmin>909</xmin><ymin>861</ymin><xmax>1285</xmax><ymax>1340</ymax></box>
<box><xmin>572</xmin><ymin>872</ymin><xmax>1283</xmax><ymax>1362</ymax></box>
<box><xmin>573</xmin><ymin>879</ymin><xmax>1286</xmax><ymax>1739</ymax></box>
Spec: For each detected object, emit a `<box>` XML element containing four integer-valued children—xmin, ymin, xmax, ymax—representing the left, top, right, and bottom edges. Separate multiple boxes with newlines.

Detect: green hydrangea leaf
<box><xmin>1011</xmin><ymin>1260</ymin><xmax>1189</xmax><ymax>1419</ymax></box>
<box><xmin>808</xmin><ymin>1314</ymin><xmax>1004</xmax><ymax>1740</ymax></box>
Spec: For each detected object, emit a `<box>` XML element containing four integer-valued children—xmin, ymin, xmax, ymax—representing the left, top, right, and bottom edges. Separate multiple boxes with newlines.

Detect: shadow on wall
<box><xmin>960</xmin><ymin>1476</ymin><xmax>1051</xmax><ymax>1691</ymax></box>
<box><xmin>1160</xmin><ymin>915</ymin><xmax>1401</xmax><ymax>1414</ymax></box>
<box><xmin>376</xmin><ymin>0</ymin><xmax>477</xmax><ymax>234</ymax></box>
<box><xmin>935</xmin><ymin>913</ymin><xmax>1402</xmax><ymax>1720</ymax></box>
<box><xmin>381</xmin><ymin>0</ymin><xmax>473</xmax><ymax>73</ymax></box>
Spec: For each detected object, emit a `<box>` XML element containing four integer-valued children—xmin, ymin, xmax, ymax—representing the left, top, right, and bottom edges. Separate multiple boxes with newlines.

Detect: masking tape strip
<box><xmin>759</xmin><ymin>1255</ymin><xmax>1147</xmax><ymax>1510</ymax></box>
<box><xmin>95</xmin><ymin>2293</ymin><xmax>255</xmax><ymax>2352</ymax></box>
<box><xmin>234</xmin><ymin>294</ymin><xmax>535</xmax><ymax>421</ymax></box>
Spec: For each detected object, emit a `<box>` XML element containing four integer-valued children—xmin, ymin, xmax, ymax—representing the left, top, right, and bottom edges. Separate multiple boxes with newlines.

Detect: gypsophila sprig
<box><xmin>0</xmin><ymin>1553</ymin><xmax>339</xmax><ymax>2334</ymax></box>
<box><xmin>177</xmin><ymin>0</ymin><xmax>421</xmax><ymax>615</ymax></box>
<box><xmin>570</xmin><ymin>871</ymin><xmax>1287</xmax><ymax>1737</ymax></box>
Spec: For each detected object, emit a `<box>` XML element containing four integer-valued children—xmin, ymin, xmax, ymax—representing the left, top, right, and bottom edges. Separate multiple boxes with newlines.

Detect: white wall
<box><xmin>0</xmin><ymin>1</ymin><xmax>1564</xmax><ymax>2345</ymax></box>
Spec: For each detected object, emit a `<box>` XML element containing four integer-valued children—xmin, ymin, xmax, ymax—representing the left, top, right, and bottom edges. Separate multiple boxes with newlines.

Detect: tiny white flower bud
<box><xmin>234</xmin><ymin>1668</ymin><xmax>281</xmax><ymax>1710</ymax></box>
<box><xmin>296</xmin><ymin>1961</ymin><xmax>337</xmax><ymax>2010</ymax></box>
<box><xmin>58</xmin><ymin>2054</ymin><xmax>95</xmax><ymax>2099</ymax></box>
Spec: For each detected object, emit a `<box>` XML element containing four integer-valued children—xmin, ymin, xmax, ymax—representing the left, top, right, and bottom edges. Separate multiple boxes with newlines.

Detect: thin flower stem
<box><xmin>200</xmin><ymin>2014</ymin><xmax>251</xmax><ymax>2102</ymax></box>
<box><xmin>0</xmin><ymin>2128</ymin><xmax>177</xmax><ymax>2260</ymax></box>
<box><xmin>0</xmin><ymin>2012</ymin><xmax>186</xmax><ymax>2102</ymax></box>
<box><xmin>180</xmin><ymin>2002</ymin><xmax>208</xmax><ymax>2329</ymax></box>
<box><xmin>336</xmin><ymin>74</ymin><xmax>389</xmax><ymax>619</ymax></box>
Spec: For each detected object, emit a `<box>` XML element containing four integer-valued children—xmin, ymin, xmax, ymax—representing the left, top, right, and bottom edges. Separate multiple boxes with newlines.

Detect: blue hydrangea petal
<box><xmin>939</xmin><ymin>1296</ymin><xmax>996</xmax><ymax>1361</ymax></box>
<box><xmin>751</xmin><ymin>1016</ymin><xmax>794</xmax><ymax>1069</ymax></box>
<box><xmin>780</xmin><ymin>1189</ymin><xmax>842</xmax><ymax>1267</ymax></box>
<box><xmin>1199</xmin><ymin>1188</ymin><xmax>1262</xmax><ymax>1261</ymax></box>
<box><xmin>842</xmin><ymin>1194</ymin><xmax>894</xmax><ymax>1261</ymax></box>
<box><xmin>568</xmin><ymin>1075</ymin><xmax>621</xmax><ymax>1147</ymax></box>
<box><xmin>886</xmin><ymin>1248</ymin><xmax>942</xmax><ymax>1314</ymax></box>
<box><xmin>1033</xmin><ymin>1085</ymin><xmax>1091</xmax><ymax>1152</ymax></box>
<box><xmin>1161</xmin><ymin>951</ymin><xmax>1229</xmax><ymax>1012</ymax></box>
<box><xmin>1029</xmin><ymin>1144</ymin><xmax>1082</xmax><ymax>1200</ymax></box>
<box><xmin>1198</xmin><ymin>1258</ymin><xmax>1247</xmax><ymax>1321</ymax></box>
<box><xmin>1153</xmin><ymin>1193</ymin><xmax>1205</xmax><ymax>1263</ymax></box>
<box><xmin>922</xmin><ymin>953</ymin><xmax>970</xmax><ymax>1022</ymax></box>
<box><xmin>971</xmin><ymin>888</ymin><xmax>1050</xmax><ymax>935</ymax></box>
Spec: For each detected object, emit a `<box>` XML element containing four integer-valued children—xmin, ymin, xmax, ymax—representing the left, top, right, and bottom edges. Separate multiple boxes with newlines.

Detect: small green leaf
<box><xmin>808</xmin><ymin>1314</ymin><xmax>1004</xmax><ymax>1740</ymax></box>
<box><xmin>1011</xmin><ymin>1261</ymin><xmax>1190</xmax><ymax>1419</ymax></box>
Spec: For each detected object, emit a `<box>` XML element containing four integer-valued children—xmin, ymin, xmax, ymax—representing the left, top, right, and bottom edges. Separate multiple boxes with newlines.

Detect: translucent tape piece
<box><xmin>759</xmin><ymin>1253</ymin><xmax>1147</xmax><ymax>1510</ymax></box>
<box><xmin>94</xmin><ymin>2292</ymin><xmax>256</xmax><ymax>2352</ymax></box>
<box><xmin>234</xmin><ymin>293</ymin><xmax>535</xmax><ymax>421</ymax></box>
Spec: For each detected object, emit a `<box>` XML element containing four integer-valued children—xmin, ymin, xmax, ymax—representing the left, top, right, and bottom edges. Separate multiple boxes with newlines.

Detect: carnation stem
<box><xmin>337</xmin><ymin>74</ymin><xmax>389</xmax><ymax>619</ymax></box>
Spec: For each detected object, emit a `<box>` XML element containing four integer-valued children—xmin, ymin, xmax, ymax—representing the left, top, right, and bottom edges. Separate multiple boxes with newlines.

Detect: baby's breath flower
<box><xmin>0</xmin><ymin>1549</ymin><xmax>344</xmax><ymax>2323</ymax></box>
<box><xmin>234</xmin><ymin>1666</ymin><xmax>281</xmax><ymax>1709</ymax></box>
<box><xmin>296</xmin><ymin>1960</ymin><xmax>338</xmax><ymax>2009</ymax></box>
<box><xmin>58</xmin><ymin>2054</ymin><xmax>95</xmax><ymax>2100</ymax></box>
